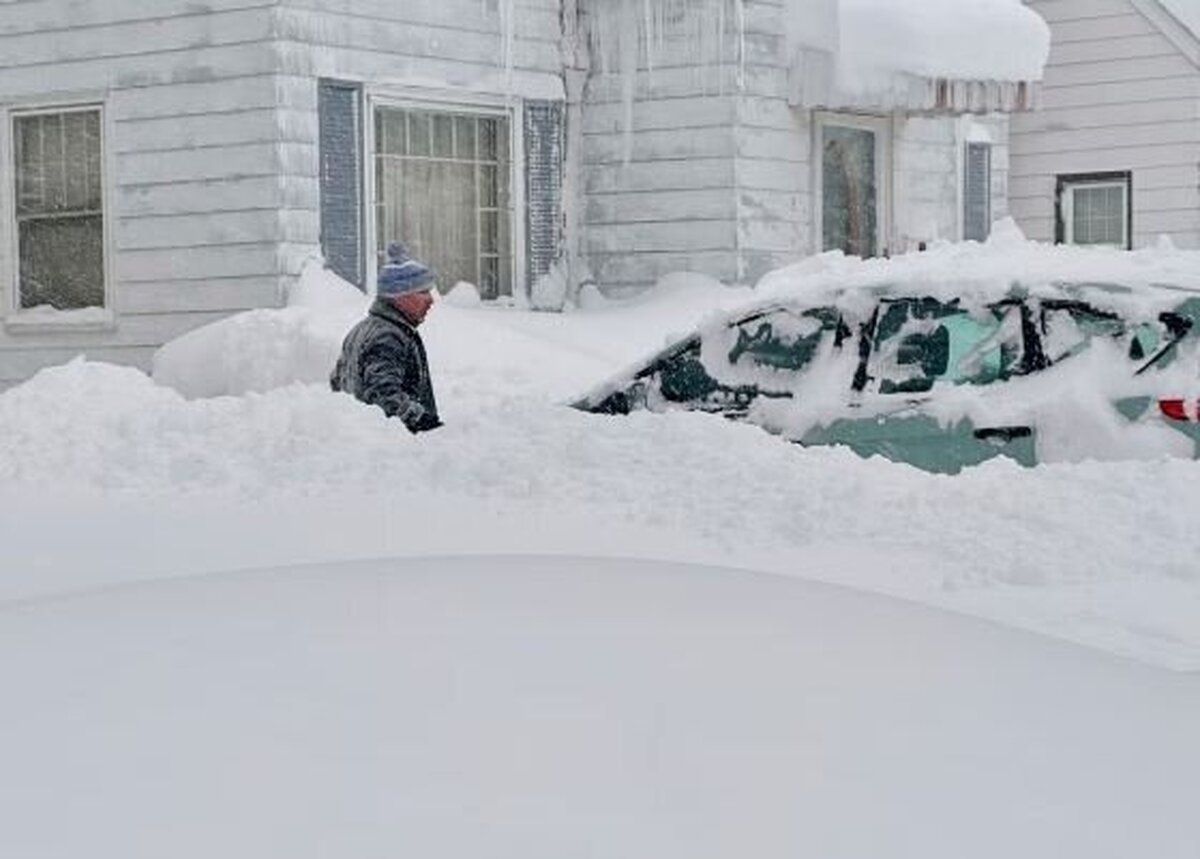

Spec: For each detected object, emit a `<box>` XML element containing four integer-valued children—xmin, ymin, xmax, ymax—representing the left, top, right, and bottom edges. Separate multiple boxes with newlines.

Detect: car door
<box><xmin>800</xmin><ymin>297</ymin><xmax>1036</xmax><ymax>473</ymax></box>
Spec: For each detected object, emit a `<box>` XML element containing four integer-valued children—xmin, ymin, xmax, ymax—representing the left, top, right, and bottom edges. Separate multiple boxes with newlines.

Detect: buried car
<box><xmin>573</xmin><ymin>280</ymin><xmax>1200</xmax><ymax>473</ymax></box>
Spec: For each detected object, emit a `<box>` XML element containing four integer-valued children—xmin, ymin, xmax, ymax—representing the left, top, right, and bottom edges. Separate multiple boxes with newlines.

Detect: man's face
<box><xmin>391</xmin><ymin>289</ymin><xmax>436</xmax><ymax>326</ymax></box>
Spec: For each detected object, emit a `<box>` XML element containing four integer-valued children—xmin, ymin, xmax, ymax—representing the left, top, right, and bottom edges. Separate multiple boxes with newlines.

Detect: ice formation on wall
<box><xmin>584</xmin><ymin>0</ymin><xmax>746</xmax><ymax>155</ymax></box>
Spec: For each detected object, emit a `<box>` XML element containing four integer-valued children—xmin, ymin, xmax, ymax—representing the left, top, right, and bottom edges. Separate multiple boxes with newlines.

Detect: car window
<box><xmin>867</xmin><ymin>298</ymin><xmax>1024</xmax><ymax>394</ymax></box>
<box><xmin>1038</xmin><ymin>301</ymin><xmax>1126</xmax><ymax>364</ymax></box>
<box><xmin>726</xmin><ymin>306</ymin><xmax>847</xmax><ymax>372</ymax></box>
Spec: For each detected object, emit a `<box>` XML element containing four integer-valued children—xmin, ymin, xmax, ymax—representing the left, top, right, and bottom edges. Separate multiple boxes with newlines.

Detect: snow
<box><xmin>3</xmin><ymin>555</ymin><xmax>1200</xmax><ymax>859</ymax></box>
<box><xmin>835</xmin><ymin>0</ymin><xmax>1049</xmax><ymax>87</ymax></box>
<box><xmin>3</xmin><ymin>241</ymin><xmax>1200</xmax><ymax>676</ymax></box>
<box><xmin>784</xmin><ymin>0</ymin><xmax>1049</xmax><ymax>111</ymax></box>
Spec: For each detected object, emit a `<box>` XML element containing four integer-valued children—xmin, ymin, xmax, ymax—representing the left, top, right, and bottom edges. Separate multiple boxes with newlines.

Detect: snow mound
<box><xmin>153</xmin><ymin>260</ymin><xmax>368</xmax><ymax>398</ymax></box>
<box><xmin>756</xmin><ymin>225</ymin><xmax>1200</xmax><ymax>311</ymax></box>
<box><xmin>4</xmin><ymin>556</ymin><xmax>1199</xmax><ymax>859</ymax></box>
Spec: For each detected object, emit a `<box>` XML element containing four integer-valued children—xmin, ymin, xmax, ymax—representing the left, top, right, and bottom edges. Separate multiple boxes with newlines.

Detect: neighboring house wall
<box><xmin>1010</xmin><ymin>0</ymin><xmax>1200</xmax><ymax>248</ymax></box>
<box><xmin>0</xmin><ymin>0</ymin><xmax>289</xmax><ymax>386</ymax></box>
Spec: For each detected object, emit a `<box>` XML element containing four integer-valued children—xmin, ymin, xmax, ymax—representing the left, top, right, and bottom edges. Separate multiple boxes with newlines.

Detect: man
<box><xmin>331</xmin><ymin>243</ymin><xmax>442</xmax><ymax>433</ymax></box>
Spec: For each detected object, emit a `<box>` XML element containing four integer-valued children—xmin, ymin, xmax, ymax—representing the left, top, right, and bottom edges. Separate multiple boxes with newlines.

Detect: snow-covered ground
<box><xmin>4</xmin><ymin>243</ymin><xmax>1200</xmax><ymax>670</ymax></box>
<box><xmin>4</xmin><ymin>239</ymin><xmax>1200</xmax><ymax>856</ymax></box>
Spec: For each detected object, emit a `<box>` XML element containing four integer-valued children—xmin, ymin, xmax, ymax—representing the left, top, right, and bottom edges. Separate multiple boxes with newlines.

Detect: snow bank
<box><xmin>151</xmin><ymin>259</ymin><xmax>368</xmax><ymax>398</ymax></box>
<box><xmin>4</xmin><ymin>556</ymin><xmax>1199</xmax><ymax>859</ymax></box>
<box><xmin>5</xmin><ymin>243</ymin><xmax>1200</xmax><ymax>670</ymax></box>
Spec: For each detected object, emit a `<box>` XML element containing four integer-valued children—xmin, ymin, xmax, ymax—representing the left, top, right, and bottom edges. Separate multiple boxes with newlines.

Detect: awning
<box><xmin>787</xmin><ymin>0</ymin><xmax>1050</xmax><ymax>113</ymax></box>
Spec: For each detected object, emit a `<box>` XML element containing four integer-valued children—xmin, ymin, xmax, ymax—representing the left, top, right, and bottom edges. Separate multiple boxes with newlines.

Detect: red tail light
<box><xmin>1158</xmin><ymin>399</ymin><xmax>1195</xmax><ymax>422</ymax></box>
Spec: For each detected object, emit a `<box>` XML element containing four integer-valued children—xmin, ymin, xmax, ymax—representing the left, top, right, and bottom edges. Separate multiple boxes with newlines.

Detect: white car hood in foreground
<box><xmin>2</xmin><ymin>555</ymin><xmax>1197</xmax><ymax>859</ymax></box>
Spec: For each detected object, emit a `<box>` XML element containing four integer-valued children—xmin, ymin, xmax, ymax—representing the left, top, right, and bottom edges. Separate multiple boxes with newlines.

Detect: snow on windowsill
<box><xmin>4</xmin><ymin>306</ymin><xmax>116</xmax><ymax>333</ymax></box>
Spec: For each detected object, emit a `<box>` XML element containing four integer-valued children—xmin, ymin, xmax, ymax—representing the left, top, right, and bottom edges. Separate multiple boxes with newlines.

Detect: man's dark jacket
<box><xmin>330</xmin><ymin>297</ymin><xmax>440</xmax><ymax>433</ymax></box>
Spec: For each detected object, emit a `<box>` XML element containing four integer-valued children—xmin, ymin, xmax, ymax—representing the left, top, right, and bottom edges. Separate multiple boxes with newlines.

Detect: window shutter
<box><xmin>523</xmin><ymin>100</ymin><xmax>564</xmax><ymax>293</ymax></box>
<box><xmin>963</xmin><ymin>142</ymin><xmax>992</xmax><ymax>243</ymax></box>
<box><xmin>318</xmin><ymin>79</ymin><xmax>365</xmax><ymax>289</ymax></box>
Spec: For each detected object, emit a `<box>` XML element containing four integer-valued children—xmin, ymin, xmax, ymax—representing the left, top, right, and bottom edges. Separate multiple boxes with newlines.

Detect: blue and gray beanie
<box><xmin>377</xmin><ymin>242</ymin><xmax>435</xmax><ymax>295</ymax></box>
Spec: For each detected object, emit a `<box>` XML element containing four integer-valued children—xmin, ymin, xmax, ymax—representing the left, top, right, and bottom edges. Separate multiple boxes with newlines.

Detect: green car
<box><xmin>573</xmin><ymin>283</ymin><xmax>1200</xmax><ymax>473</ymax></box>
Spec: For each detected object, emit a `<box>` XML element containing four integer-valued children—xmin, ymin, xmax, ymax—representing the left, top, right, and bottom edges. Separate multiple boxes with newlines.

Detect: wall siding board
<box><xmin>1011</xmin><ymin>0</ymin><xmax>1200</xmax><ymax>250</ymax></box>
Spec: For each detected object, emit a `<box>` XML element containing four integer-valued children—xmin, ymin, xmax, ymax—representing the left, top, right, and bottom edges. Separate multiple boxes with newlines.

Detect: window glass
<box><xmin>822</xmin><ymin>125</ymin><xmax>877</xmax><ymax>258</ymax></box>
<box><xmin>727</xmin><ymin>307</ymin><xmax>846</xmax><ymax>372</ymax></box>
<box><xmin>13</xmin><ymin>108</ymin><xmax>105</xmax><ymax>310</ymax></box>
<box><xmin>1039</xmin><ymin>302</ymin><xmax>1126</xmax><ymax>364</ymax></box>
<box><xmin>375</xmin><ymin>107</ymin><xmax>513</xmax><ymax>297</ymax></box>
<box><xmin>868</xmin><ymin>299</ymin><xmax>1023</xmax><ymax>394</ymax></box>
<box><xmin>1071</xmin><ymin>184</ymin><xmax>1125</xmax><ymax>246</ymax></box>
<box><xmin>1059</xmin><ymin>174</ymin><xmax>1130</xmax><ymax>248</ymax></box>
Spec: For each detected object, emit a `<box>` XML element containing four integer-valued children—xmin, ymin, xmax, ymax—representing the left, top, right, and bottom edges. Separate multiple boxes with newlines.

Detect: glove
<box><xmin>411</xmin><ymin>412</ymin><xmax>443</xmax><ymax>434</ymax></box>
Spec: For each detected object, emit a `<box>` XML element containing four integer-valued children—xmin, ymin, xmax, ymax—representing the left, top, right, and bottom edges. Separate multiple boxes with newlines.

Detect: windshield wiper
<box><xmin>1135</xmin><ymin>312</ymin><xmax>1193</xmax><ymax>376</ymax></box>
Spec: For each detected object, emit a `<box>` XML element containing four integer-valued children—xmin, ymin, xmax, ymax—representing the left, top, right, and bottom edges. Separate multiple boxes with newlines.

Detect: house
<box><xmin>1010</xmin><ymin>0</ymin><xmax>1200</xmax><ymax>250</ymax></box>
<box><xmin>0</xmin><ymin>0</ymin><xmax>1047</xmax><ymax>388</ymax></box>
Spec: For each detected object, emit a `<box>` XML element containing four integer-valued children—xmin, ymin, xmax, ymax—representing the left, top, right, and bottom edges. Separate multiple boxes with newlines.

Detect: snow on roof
<box><xmin>754</xmin><ymin>220</ymin><xmax>1200</xmax><ymax>315</ymax></box>
<box><xmin>787</xmin><ymin>0</ymin><xmax>1050</xmax><ymax>112</ymax></box>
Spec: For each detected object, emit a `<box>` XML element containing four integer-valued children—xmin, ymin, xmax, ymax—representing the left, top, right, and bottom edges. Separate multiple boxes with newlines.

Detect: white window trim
<box><xmin>1061</xmin><ymin>177</ymin><xmax>1130</xmax><ymax>249</ymax></box>
<box><xmin>813</xmin><ymin>111</ymin><xmax>892</xmax><ymax>258</ymax></box>
<box><xmin>1</xmin><ymin>95</ymin><xmax>116</xmax><ymax>331</ymax></box>
<box><xmin>363</xmin><ymin>86</ymin><xmax>525</xmax><ymax>300</ymax></box>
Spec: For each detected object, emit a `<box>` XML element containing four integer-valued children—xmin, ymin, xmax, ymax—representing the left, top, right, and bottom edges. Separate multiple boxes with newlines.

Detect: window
<box><xmin>963</xmin><ymin>142</ymin><xmax>992</xmax><ymax>242</ymax></box>
<box><xmin>1056</xmin><ymin>172</ymin><xmax>1131</xmax><ymax>249</ymax></box>
<box><xmin>11</xmin><ymin>106</ymin><xmax>106</xmax><ymax>310</ymax></box>
<box><xmin>374</xmin><ymin>106</ymin><xmax>513</xmax><ymax>299</ymax></box>
<box><xmin>866</xmin><ymin>298</ymin><xmax>1026</xmax><ymax>394</ymax></box>
<box><xmin>818</xmin><ymin>115</ymin><xmax>888</xmax><ymax>259</ymax></box>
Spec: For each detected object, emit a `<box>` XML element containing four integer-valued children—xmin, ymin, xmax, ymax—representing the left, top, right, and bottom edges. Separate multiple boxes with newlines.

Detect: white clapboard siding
<box><xmin>269</xmin><ymin>0</ymin><xmax>566</xmax><ymax>278</ymax></box>
<box><xmin>0</xmin><ymin>2</ymin><xmax>290</xmax><ymax>379</ymax></box>
<box><xmin>0</xmin><ymin>0</ymin><xmax>565</xmax><ymax>383</ymax></box>
<box><xmin>1010</xmin><ymin>0</ymin><xmax>1200</xmax><ymax>248</ymax></box>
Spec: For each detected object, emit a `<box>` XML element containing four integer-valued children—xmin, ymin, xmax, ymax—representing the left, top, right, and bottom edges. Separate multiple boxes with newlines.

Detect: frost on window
<box><xmin>1039</xmin><ymin>302</ymin><xmax>1126</xmax><ymax>364</ymax></box>
<box><xmin>375</xmin><ymin>107</ymin><xmax>512</xmax><ymax>299</ymax></box>
<box><xmin>822</xmin><ymin>125</ymin><xmax>877</xmax><ymax>259</ymax></box>
<box><xmin>14</xmin><ymin>109</ymin><xmax>105</xmax><ymax>310</ymax></box>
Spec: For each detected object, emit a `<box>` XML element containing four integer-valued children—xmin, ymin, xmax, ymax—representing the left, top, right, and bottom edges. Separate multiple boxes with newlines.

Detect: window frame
<box><xmin>813</xmin><ymin>111</ymin><xmax>892</xmax><ymax>259</ymax></box>
<box><xmin>1</xmin><ymin>97</ymin><xmax>116</xmax><ymax>328</ymax></box>
<box><xmin>1055</xmin><ymin>171</ymin><xmax>1133</xmax><ymax>250</ymax></box>
<box><xmin>363</xmin><ymin>87</ymin><xmax>524</xmax><ymax>300</ymax></box>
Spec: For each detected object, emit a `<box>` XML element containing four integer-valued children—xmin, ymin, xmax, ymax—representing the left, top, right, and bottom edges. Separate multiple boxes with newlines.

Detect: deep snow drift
<box><xmin>3</xmin><ymin>238</ymin><xmax>1200</xmax><ymax>671</ymax></box>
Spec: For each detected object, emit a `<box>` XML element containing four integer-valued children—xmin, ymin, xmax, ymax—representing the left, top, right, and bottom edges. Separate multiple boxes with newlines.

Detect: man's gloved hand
<box><xmin>411</xmin><ymin>411</ymin><xmax>443</xmax><ymax>434</ymax></box>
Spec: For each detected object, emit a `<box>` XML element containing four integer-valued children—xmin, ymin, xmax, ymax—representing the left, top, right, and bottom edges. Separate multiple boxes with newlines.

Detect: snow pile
<box><xmin>757</xmin><ymin>219</ymin><xmax>1200</xmax><ymax>306</ymax></box>
<box><xmin>4</xmin><ymin>555</ymin><xmax>1200</xmax><ymax>859</ymax></box>
<box><xmin>152</xmin><ymin>258</ymin><xmax>368</xmax><ymax>398</ymax></box>
<box><xmin>5</xmin><ymin>239</ymin><xmax>1200</xmax><ymax>670</ymax></box>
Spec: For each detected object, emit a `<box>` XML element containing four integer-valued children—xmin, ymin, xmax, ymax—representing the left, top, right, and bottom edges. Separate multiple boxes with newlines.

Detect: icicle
<box><xmin>499</xmin><ymin>0</ymin><xmax>516</xmax><ymax>95</ymax></box>
<box><xmin>585</xmin><ymin>0</ymin><xmax>744</xmax><ymax>163</ymax></box>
